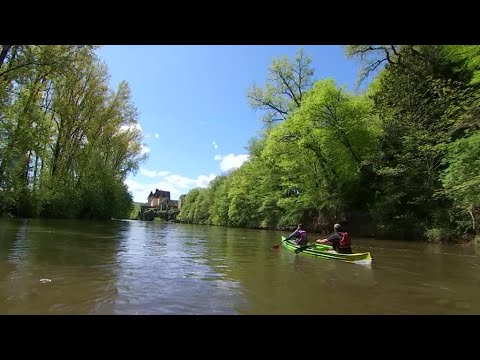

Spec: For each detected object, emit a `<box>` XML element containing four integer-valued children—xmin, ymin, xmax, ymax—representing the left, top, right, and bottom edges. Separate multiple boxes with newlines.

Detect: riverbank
<box><xmin>3</xmin><ymin>213</ymin><xmax>478</xmax><ymax>244</ymax></box>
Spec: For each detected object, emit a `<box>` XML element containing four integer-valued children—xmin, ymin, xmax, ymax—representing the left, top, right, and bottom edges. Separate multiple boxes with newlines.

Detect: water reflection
<box><xmin>112</xmin><ymin>222</ymin><xmax>242</xmax><ymax>314</ymax></box>
<box><xmin>1</xmin><ymin>218</ymin><xmax>480</xmax><ymax>314</ymax></box>
<box><xmin>0</xmin><ymin>218</ymin><xmax>120</xmax><ymax>314</ymax></box>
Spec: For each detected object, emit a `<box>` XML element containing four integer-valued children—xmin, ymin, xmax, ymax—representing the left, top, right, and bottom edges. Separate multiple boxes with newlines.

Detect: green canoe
<box><xmin>280</xmin><ymin>236</ymin><xmax>373</xmax><ymax>264</ymax></box>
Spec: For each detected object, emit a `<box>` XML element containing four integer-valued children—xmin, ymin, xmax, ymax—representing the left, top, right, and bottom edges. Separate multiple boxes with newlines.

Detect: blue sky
<box><xmin>96</xmin><ymin>45</ymin><xmax>364</xmax><ymax>203</ymax></box>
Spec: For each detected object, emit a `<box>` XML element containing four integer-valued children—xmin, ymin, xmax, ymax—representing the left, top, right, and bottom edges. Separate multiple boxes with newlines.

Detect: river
<box><xmin>1</xmin><ymin>218</ymin><xmax>479</xmax><ymax>314</ymax></box>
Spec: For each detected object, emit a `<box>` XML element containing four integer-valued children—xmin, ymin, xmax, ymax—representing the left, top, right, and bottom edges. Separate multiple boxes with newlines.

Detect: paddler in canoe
<box><xmin>284</xmin><ymin>223</ymin><xmax>308</xmax><ymax>245</ymax></box>
<box><xmin>315</xmin><ymin>223</ymin><xmax>353</xmax><ymax>254</ymax></box>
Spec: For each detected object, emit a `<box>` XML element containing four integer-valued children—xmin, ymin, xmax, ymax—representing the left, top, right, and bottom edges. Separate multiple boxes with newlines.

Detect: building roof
<box><xmin>147</xmin><ymin>189</ymin><xmax>171</xmax><ymax>199</ymax></box>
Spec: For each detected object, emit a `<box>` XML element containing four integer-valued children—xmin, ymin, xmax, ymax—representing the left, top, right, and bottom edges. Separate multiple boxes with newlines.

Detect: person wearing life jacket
<box><xmin>285</xmin><ymin>223</ymin><xmax>308</xmax><ymax>245</ymax></box>
<box><xmin>315</xmin><ymin>223</ymin><xmax>352</xmax><ymax>254</ymax></box>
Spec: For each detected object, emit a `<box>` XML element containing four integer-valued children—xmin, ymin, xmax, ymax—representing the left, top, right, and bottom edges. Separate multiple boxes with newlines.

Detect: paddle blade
<box><xmin>272</xmin><ymin>244</ymin><xmax>280</xmax><ymax>249</ymax></box>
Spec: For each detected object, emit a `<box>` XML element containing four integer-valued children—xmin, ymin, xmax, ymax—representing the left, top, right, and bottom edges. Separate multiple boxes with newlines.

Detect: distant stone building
<box><xmin>139</xmin><ymin>189</ymin><xmax>181</xmax><ymax>221</ymax></box>
<box><xmin>167</xmin><ymin>200</ymin><xmax>179</xmax><ymax>208</ymax></box>
<box><xmin>146</xmin><ymin>189</ymin><xmax>179</xmax><ymax>210</ymax></box>
<box><xmin>147</xmin><ymin>189</ymin><xmax>170</xmax><ymax>207</ymax></box>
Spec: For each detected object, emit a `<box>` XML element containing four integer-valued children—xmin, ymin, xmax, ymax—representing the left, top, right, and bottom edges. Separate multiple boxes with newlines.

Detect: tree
<box><xmin>0</xmin><ymin>45</ymin><xmax>146</xmax><ymax>219</ymax></box>
<box><xmin>246</xmin><ymin>48</ymin><xmax>314</xmax><ymax>125</ymax></box>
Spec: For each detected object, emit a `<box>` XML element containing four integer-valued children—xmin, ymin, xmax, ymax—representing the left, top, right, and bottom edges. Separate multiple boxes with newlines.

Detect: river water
<box><xmin>1</xmin><ymin>218</ymin><xmax>479</xmax><ymax>314</ymax></box>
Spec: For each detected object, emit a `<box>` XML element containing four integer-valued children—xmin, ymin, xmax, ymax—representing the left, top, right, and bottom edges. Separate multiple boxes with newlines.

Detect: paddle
<box><xmin>295</xmin><ymin>242</ymin><xmax>333</xmax><ymax>254</ymax></box>
<box><xmin>272</xmin><ymin>236</ymin><xmax>289</xmax><ymax>249</ymax></box>
<box><xmin>294</xmin><ymin>242</ymin><xmax>315</xmax><ymax>254</ymax></box>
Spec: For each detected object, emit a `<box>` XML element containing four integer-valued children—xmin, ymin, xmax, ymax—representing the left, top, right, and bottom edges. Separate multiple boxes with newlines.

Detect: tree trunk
<box><xmin>33</xmin><ymin>153</ymin><xmax>39</xmax><ymax>192</ymax></box>
<box><xmin>468</xmin><ymin>207</ymin><xmax>476</xmax><ymax>230</ymax></box>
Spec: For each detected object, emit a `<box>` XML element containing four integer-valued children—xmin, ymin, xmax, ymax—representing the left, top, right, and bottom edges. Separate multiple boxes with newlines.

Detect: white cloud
<box><xmin>119</xmin><ymin>122</ymin><xmax>142</xmax><ymax>134</ymax></box>
<box><xmin>140</xmin><ymin>145</ymin><xmax>150</xmax><ymax>155</ymax></box>
<box><xmin>212</xmin><ymin>141</ymin><xmax>218</xmax><ymax>149</ymax></box>
<box><xmin>144</xmin><ymin>133</ymin><xmax>151</xmax><ymax>138</ymax></box>
<box><xmin>139</xmin><ymin>168</ymin><xmax>170</xmax><ymax>178</ymax></box>
<box><xmin>154</xmin><ymin>133</ymin><xmax>160</xmax><ymax>139</ymax></box>
<box><xmin>196</xmin><ymin>174</ymin><xmax>216</xmax><ymax>187</ymax></box>
<box><xmin>165</xmin><ymin>174</ymin><xmax>195</xmax><ymax>188</ymax></box>
<box><xmin>125</xmin><ymin>172</ymin><xmax>217</xmax><ymax>203</ymax></box>
<box><xmin>214</xmin><ymin>153</ymin><xmax>249</xmax><ymax>172</ymax></box>
<box><xmin>139</xmin><ymin>168</ymin><xmax>157</xmax><ymax>178</ymax></box>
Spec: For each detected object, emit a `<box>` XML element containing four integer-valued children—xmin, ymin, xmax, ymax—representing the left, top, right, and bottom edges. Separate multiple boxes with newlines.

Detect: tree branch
<box><xmin>271</xmin><ymin>72</ymin><xmax>301</xmax><ymax>107</ymax></box>
<box><xmin>360</xmin><ymin>57</ymin><xmax>388</xmax><ymax>83</ymax></box>
<box><xmin>390</xmin><ymin>45</ymin><xmax>400</xmax><ymax>57</ymax></box>
<box><xmin>0</xmin><ymin>61</ymin><xmax>54</xmax><ymax>79</ymax></box>
<box><xmin>247</xmin><ymin>93</ymin><xmax>289</xmax><ymax>116</ymax></box>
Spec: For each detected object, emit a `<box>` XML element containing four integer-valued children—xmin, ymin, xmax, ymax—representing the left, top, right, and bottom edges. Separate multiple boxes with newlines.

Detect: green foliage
<box><xmin>0</xmin><ymin>45</ymin><xmax>145</xmax><ymax>220</ymax></box>
<box><xmin>179</xmin><ymin>45</ymin><xmax>480</xmax><ymax>242</ymax></box>
<box><xmin>425</xmin><ymin>227</ymin><xmax>451</xmax><ymax>243</ymax></box>
<box><xmin>177</xmin><ymin>70</ymin><xmax>380</xmax><ymax>232</ymax></box>
<box><xmin>442</xmin><ymin>131</ymin><xmax>480</xmax><ymax>205</ymax></box>
<box><xmin>129</xmin><ymin>203</ymin><xmax>141</xmax><ymax>220</ymax></box>
<box><xmin>177</xmin><ymin>188</ymin><xmax>201</xmax><ymax>223</ymax></box>
<box><xmin>348</xmin><ymin>45</ymin><xmax>480</xmax><ymax>239</ymax></box>
<box><xmin>441</xmin><ymin>131</ymin><xmax>480</xmax><ymax>230</ymax></box>
<box><xmin>442</xmin><ymin>45</ymin><xmax>480</xmax><ymax>85</ymax></box>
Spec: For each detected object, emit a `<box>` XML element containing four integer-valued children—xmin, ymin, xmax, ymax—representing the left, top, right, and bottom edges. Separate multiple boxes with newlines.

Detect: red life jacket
<box><xmin>339</xmin><ymin>232</ymin><xmax>351</xmax><ymax>248</ymax></box>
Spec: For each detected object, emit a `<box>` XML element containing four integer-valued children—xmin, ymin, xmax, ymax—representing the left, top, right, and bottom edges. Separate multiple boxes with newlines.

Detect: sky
<box><xmin>96</xmin><ymin>45</ymin><xmax>364</xmax><ymax>203</ymax></box>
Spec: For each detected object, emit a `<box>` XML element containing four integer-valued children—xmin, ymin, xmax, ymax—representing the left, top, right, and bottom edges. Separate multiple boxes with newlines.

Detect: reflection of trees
<box><xmin>0</xmin><ymin>218</ymin><xmax>123</xmax><ymax>314</ymax></box>
<box><xmin>0</xmin><ymin>219</ymin><xmax>24</xmax><ymax>293</ymax></box>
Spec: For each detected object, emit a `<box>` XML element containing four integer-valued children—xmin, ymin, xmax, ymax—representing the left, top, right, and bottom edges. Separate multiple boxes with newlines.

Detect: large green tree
<box><xmin>0</xmin><ymin>45</ymin><xmax>146</xmax><ymax>219</ymax></box>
